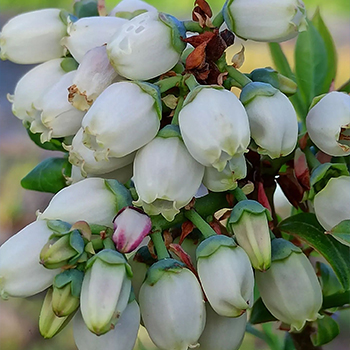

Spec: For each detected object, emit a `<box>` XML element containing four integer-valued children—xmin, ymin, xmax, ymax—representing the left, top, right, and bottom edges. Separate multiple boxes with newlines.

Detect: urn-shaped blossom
<box><xmin>107</xmin><ymin>12</ymin><xmax>186</xmax><ymax>80</ymax></box>
<box><xmin>9</xmin><ymin>58</ymin><xmax>65</xmax><ymax>123</ymax></box>
<box><xmin>228</xmin><ymin>200</ymin><xmax>272</xmax><ymax>271</ymax></box>
<box><xmin>38</xmin><ymin>178</ymin><xmax>132</xmax><ymax>227</ymax></box>
<box><xmin>29</xmin><ymin>70</ymin><xmax>85</xmax><ymax>143</ymax></box>
<box><xmin>0</xmin><ymin>220</ymin><xmax>61</xmax><ymax>299</ymax></box>
<box><xmin>196</xmin><ymin>235</ymin><xmax>254</xmax><ymax>317</ymax></box>
<box><xmin>198</xmin><ymin>303</ymin><xmax>247</xmax><ymax>350</ymax></box>
<box><xmin>240</xmin><ymin>82</ymin><xmax>298</xmax><ymax>159</ymax></box>
<box><xmin>80</xmin><ymin>249</ymin><xmax>132</xmax><ymax>335</ymax></box>
<box><xmin>139</xmin><ymin>259</ymin><xmax>206</xmax><ymax>350</ymax></box>
<box><xmin>133</xmin><ymin>128</ymin><xmax>205</xmax><ymax>221</ymax></box>
<box><xmin>82</xmin><ymin>81</ymin><xmax>161</xmax><ymax>160</ymax></box>
<box><xmin>223</xmin><ymin>0</ymin><xmax>307</xmax><ymax>43</ymax></box>
<box><xmin>306</xmin><ymin>91</ymin><xmax>350</xmax><ymax>157</ymax></box>
<box><xmin>0</xmin><ymin>9</ymin><xmax>66</xmax><ymax>64</ymax></box>
<box><xmin>255</xmin><ymin>239</ymin><xmax>323</xmax><ymax>331</ymax></box>
<box><xmin>112</xmin><ymin>207</ymin><xmax>152</xmax><ymax>254</ymax></box>
<box><xmin>61</xmin><ymin>16</ymin><xmax>127</xmax><ymax>63</ymax></box>
<box><xmin>179</xmin><ymin>86</ymin><xmax>250</xmax><ymax>171</ymax></box>
<box><xmin>73</xmin><ymin>300</ymin><xmax>140</xmax><ymax>350</ymax></box>
<box><xmin>68</xmin><ymin>46</ymin><xmax>121</xmax><ymax>111</ymax></box>
<box><xmin>314</xmin><ymin>176</ymin><xmax>350</xmax><ymax>231</ymax></box>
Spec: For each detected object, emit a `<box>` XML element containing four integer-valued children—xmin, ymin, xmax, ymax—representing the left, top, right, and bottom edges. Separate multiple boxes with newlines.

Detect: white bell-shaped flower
<box><xmin>314</xmin><ymin>176</ymin><xmax>350</xmax><ymax>231</ymax></box>
<box><xmin>8</xmin><ymin>58</ymin><xmax>65</xmax><ymax>123</ymax></box>
<box><xmin>223</xmin><ymin>0</ymin><xmax>307</xmax><ymax>43</ymax></box>
<box><xmin>256</xmin><ymin>239</ymin><xmax>323</xmax><ymax>332</ymax></box>
<box><xmin>29</xmin><ymin>70</ymin><xmax>85</xmax><ymax>143</ymax></box>
<box><xmin>306</xmin><ymin>91</ymin><xmax>350</xmax><ymax>157</ymax></box>
<box><xmin>198</xmin><ymin>303</ymin><xmax>247</xmax><ymax>350</ymax></box>
<box><xmin>0</xmin><ymin>9</ymin><xmax>66</xmax><ymax>64</ymax></box>
<box><xmin>66</xmin><ymin>128</ymin><xmax>135</xmax><ymax>177</ymax></box>
<box><xmin>74</xmin><ymin>300</ymin><xmax>140</xmax><ymax>350</ymax></box>
<box><xmin>61</xmin><ymin>16</ymin><xmax>127</xmax><ymax>63</ymax></box>
<box><xmin>109</xmin><ymin>0</ymin><xmax>157</xmax><ymax>16</ymax></box>
<box><xmin>0</xmin><ymin>220</ymin><xmax>61</xmax><ymax>299</ymax></box>
<box><xmin>139</xmin><ymin>259</ymin><xmax>206</xmax><ymax>350</ymax></box>
<box><xmin>133</xmin><ymin>131</ymin><xmax>205</xmax><ymax>221</ymax></box>
<box><xmin>203</xmin><ymin>154</ymin><xmax>247</xmax><ymax>192</ymax></box>
<box><xmin>179</xmin><ymin>86</ymin><xmax>250</xmax><ymax>171</ymax></box>
<box><xmin>196</xmin><ymin>235</ymin><xmax>254</xmax><ymax>317</ymax></box>
<box><xmin>240</xmin><ymin>82</ymin><xmax>298</xmax><ymax>159</ymax></box>
<box><xmin>107</xmin><ymin>11</ymin><xmax>185</xmax><ymax>80</ymax></box>
<box><xmin>82</xmin><ymin>81</ymin><xmax>161</xmax><ymax>160</ymax></box>
<box><xmin>80</xmin><ymin>250</ymin><xmax>132</xmax><ymax>335</ymax></box>
<box><xmin>37</xmin><ymin>178</ymin><xmax>125</xmax><ymax>227</ymax></box>
<box><xmin>68</xmin><ymin>46</ymin><xmax>121</xmax><ymax>111</ymax></box>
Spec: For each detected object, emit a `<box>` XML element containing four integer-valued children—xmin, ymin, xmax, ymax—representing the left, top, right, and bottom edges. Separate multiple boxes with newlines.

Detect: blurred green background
<box><xmin>0</xmin><ymin>1</ymin><xmax>349</xmax><ymax>349</ymax></box>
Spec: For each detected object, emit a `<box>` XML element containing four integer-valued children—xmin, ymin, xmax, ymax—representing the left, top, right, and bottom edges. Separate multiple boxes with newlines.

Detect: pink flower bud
<box><xmin>112</xmin><ymin>207</ymin><xmax>152</xmax><ymax>253</ymax></box>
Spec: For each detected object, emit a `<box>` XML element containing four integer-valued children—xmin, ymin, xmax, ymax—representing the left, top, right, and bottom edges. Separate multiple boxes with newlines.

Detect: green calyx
<box><xmin>240</xmin><ymin>82</ymin><xmax>278</xmax><ymax>106</ymax></box>
<box><xmin>228</xmin><ymin>200</ymin><xmax>272</xmax><ymax>226</ymax></box>
<box><xmin>309</xmin><ymin>94</ymin><xmax>327</xmax><ymax>110</ymax></box>
<box><xmin>133</xmin><ymin>81</ymin><xmax>162</xmax><ymax>120</ymax></box>
<box><xmin>46</xmin><ymin>220</ymin><xmax>71</xmax><ymax>235</ymax></box>
<box><xmin>222</xmin><ymin>0</ymin><xmax>236</xmax><ymax>33</ymax></box>
<box><xmin>196</xmin><ymin>235</ymin><xmax>237</xmax><ymax>260</ymax></box>
<box><xmin>85</xmin><ymin>249</ymin><xmax>133</xmax><ymax>278</ymax></box>
<box><xmin>183</xmin><ymin>85</ymin><xmax>224</xmax><ymax>107</ymax></box>
<box><xmin>271</xmin><ymin>238</ymin><xmax>302</xmax><ymax>262</ymax></box>
<box><xmin>53</xmin><ymin>269</ymin><xmax>84</xmax><ymax>298</ymax></box>
<box><xmin>144</xmin><ymin>258</ymin><xmax>185</xmax><ymax>286</ymax></box>
<box><xmin>104</xmin><ymin>179</ymin><xmax>132</xmax><ymax>213</ymax></box>
<box><xmin>309</xmin><ymin>163</ymin><xmax>349</xmax><ymax>200</ymax></box>
<box><xmin>158</xmin><ymin>13</ymin><xmax>186</xmax><ymax>54</ymax></box>
<box><xmin>60</xmin><ymin>57</ymin><xmax>79</xmax><ymax>73</ymax></box>
<box><xmin>157</xmin><ymin>124</ymin><xmax>182</xmax><ymax>139</ymax></box>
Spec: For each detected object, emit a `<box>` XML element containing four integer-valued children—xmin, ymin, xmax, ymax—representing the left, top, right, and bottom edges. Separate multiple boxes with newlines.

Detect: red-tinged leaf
<box><xmin>294</xmin><ymin>149</ymin><xmax>310</xmax><ymax>190</ymax></box>
<box><xmin>209</xmin><ymin>221</ymin><xmax>222</xmax><ymax>235</ymax></box>
<box><xmin>277</xmin><ymin>169</ymin><xmax>305</xmax><ymax>209</ymax></box>
<box><xmin>182</xmin><ymin>31</ymin><xmax>215</xmax><ymax>48</ymax></box>
<box><xmin>186</xmin><ymin>42</ymin><xmax>207</xmax><ymax>70</ymax></box>
<box><xmin>180</xmin><ymin>221</ymin><xmax>195</xmax><ymax>244</ymax></box>
<box><xmin>169</xmin><ymin>243</ymin><xmax>197</xmax><ymax>275</ymax></box>
<box><xmin>257</xmin><ymin>182</ymin><xmax>272</xmax><ymax>212</ymax></box>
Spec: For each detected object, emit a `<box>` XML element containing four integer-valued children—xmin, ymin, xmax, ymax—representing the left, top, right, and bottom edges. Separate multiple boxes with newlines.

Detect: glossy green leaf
<box><xmin>26</xmin><ymin>128</ymin><xmax>66</xmax><ymax>152</ymax></box>
<box><xmin>338</xmin><ymin>79</ymin><xmax>350</xmax><ymax>93</ymax></box>
<box><xmin>311</xmin><ymin>315</ymin><xmax>339</xmax><ymax>346</ymax></box>
<box><xmin>312</xmin><ymin>9</ymin><xmax>337</xmax><ymax>93</ymax></box>
<box><xmin>268</xmin><ymin>42</ymin><xmax>306</xmax><ymax>118</ymax></box>
<box><xmin>316</xmin><ymin>262</ymin><xmax>344</xmax><ymax>297</ymax></box>
<box><xmin>21</xmin><ymin>157</ymin><xmax>71</xmax><ymax>194</ymax></box>
<box><xmin>250</xmin><ymin>297</ymin><xmax>276</xmax><ymax>324</ymax></box>
<box><xmin>323</xmin><ymin>290</ymin><xmax>350</xmax><ymax>309</ymax></box>
<box><xmin>295</xmin><ymin>20</ymin><xmax>328</xmax><ymax>108</ymax></box>
<box><xmin>278</xmin><ymin>213</ymin><xmax>350</xmax><ymax>290</ymax></box>
<box><xmin>327</xmin><ymin>220</ymin><xmax>350</xmax><ymax>247</ymax></box>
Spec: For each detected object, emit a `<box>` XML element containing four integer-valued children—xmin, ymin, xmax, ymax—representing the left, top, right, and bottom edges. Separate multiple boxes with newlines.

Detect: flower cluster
<box><xmin>1</xmin><ymin>0</ymin><xmax>348</xmax><ymax>349</ymax></box>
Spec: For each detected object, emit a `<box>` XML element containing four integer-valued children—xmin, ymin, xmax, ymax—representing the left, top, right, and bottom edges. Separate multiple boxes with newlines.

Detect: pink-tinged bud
<box><xmin>112</xmin><ymin>207</ymin><xmax>152</xmax><ymax>254</ymax></box>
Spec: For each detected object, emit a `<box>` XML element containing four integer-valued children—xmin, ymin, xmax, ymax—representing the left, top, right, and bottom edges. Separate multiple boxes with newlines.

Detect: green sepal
<box><xmin>46</xmin><ymin>220</ymin><xmax>72</xmax><ymax>235</ymax></box>
<box><xmin>158</xmin><ymin>13</ymin><xmax>186</xmax><ymax>54</ymax></box>
<box><xmin>104</xmin><ymin>179</ymin><xmax>132</xmax><ymax>213</ymax></box>
<box><xmin>327</xmin><ymin>220</ymin><xmax>350</xmax><ymax>247</ymax></box>
<box><xmin>240</xmin><ymin>82</ymin><xmax>277</xmax><ymax>106</ymax></box>
<box><xmin>183</xmin><ymin>85</ymin><xmax>224</xmax><ymax>107</ymax></box>
<box><xmin>73</xmin><ymin>0</ymin><xmax>99</xmax><ymax>18</ymax></box>
<box><xmin>228</xmin><ymin>200</ymin><xmax>272</xmax><ymax>225</ymax></box>
<box><xmin>69</xmin><ymin>230</ymin><xmax>85</xmax><ymax>258</ymax></box>
<box><xmin>103</xmin><ymin>237</ymin><xmax>116</xmax><ymax>250</ymax></box>
<box><xmin>309</xmin><ymin>163</ymin><xmax>349</xmax><ymax>199</ymax></box>
<box><xmin>316</xmin><ymin>262</ymin><xmax>343</xmax><ymax>297</ymax></box>
<box><xmin>89</xmin><ymin>224</ymin><xmax>113</xmax><ymax>237</ymax></box>
<box><xmin>26</xmin><ymin>127</ymin><xmax>66</xmax><ymax>152</ymax></box>
<box><xmin>60</xmin><ymin>57</ymin><xmax>79</xmax><ymax>73</ymax></box>
<box><xmin>157</xmin><ymin>124</ymin><xmax>181</xmax><ymax>139</ymax></box>
<box><xmin>114</xmin><ymin>10</ymin><xmax>147</xmax><ymax>20</ymax></box>
<box><xmin>144</xmin><ymin>258</ymin><xmax>185</xmax><ymax>286</ymax></box>
<box><xmin>270</xmin><ymin>238</ymin><xmax>301</xmax><ymax>262</ymax></box>
<box><xmin>85</xmin><ymin>249</ymin><xmax>133</xmax><ymax>278</ymax></box>
<box><xmin>196</xmin><ymin>235</ymin><xmax>237</xmax><ymax>260</ymax></box>
<box><xmin>309</xmin><ymin>93</ymin><xmax>327</xmax><ymax>110</ymax></box>
<box><xmin>133</xmin><ymin>81</ymin><xmax>162</xmax><ymax>120</ymax></box>
<box><xmin>85</xmin><ymin>241</ymin><xmax>95</xmax><ymax>255</ymax></box>
<box><xmin>59</xmin><ymin>10</ymin><xmax>77</xmax><ymax>25</ymax></box>
<box><xmin>311</xmin><ymin>315</ymin><xmax>340</xmax><ymax>347</ymax></box>
<box><xmin>53</xmin><ymin>269</ymin><xmax>84</xmax><ymax>298</ymax></box>
<box><xmin>222</xmin><ymin>0</ymin><xmax>236</xmax><ymax>33</ymax></box>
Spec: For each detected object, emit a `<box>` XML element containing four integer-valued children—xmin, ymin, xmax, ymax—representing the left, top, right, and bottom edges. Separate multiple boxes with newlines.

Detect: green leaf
<box><xmin>21</xmin><ymin>157</ymin><xmax>71</xmax><ymax>194</ymax></box>
<box><xmin>311</xmin><ymin>315</ymin><xmax>339</xmax><ymax>346</ymax></box>
<box><xmin>316</xmin><ymin>262</ymin><xmax>344</xmax><ymax>297</ymax></box>
<box><xmin>268</xmin><ymin>43</ymin><xmax>306</xmax><ymax>118</ymax></box>
<box><xmin>250</xmin><ymin>297</ymin><xmax>276</xmax><ymax>324</ymax></box>
<box><xmin>327</xmin><ymin>220</ymin><xmax>350</xmax><ymax>247</ymax></box>
<box><xmin>26</xmin><ymin>128</ymin><xmax>66</xmax><ymax>152</ymax></box>
<box><xmin>323</xmin><ymin>290</ymin><xmax>350</xmax><ymax>309</ymax></box>
<box><xmin>312</xmin><ymin>9</ymin><xmax>337</xmax><ymax>93</ymax></box>
<box><xmin>278</xmin><ymin>213</ymin><xmax>350</xmax><ymax>290</ymax></box>
<box><xmin>295</xmin><ymin>20</ymin><xmax>328</xmax><ymax>108</ymax></box>
<box><xmin>284</xmin><ymin>333</ymin><xmax>296</xmax><ymax>350</ymax></box>
<box><xmin>338</xmin><ymin>79</ymin><xmax>350</xmax><ymax>93</ymax></box>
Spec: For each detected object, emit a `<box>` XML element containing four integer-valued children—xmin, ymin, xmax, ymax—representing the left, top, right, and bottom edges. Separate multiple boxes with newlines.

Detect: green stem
<box><xmin>150</xmin><ymin>230</ymin><xmax>170</xmax><ymax>260</ymax></box>
<box><xmin>171</xmin><ymin>95</ymin><xmax>184</xmax><ymax>125</ymax></box>
<box><xmin>212</xmin><ymin>10</ymin><xmax>224</xmax><ymax>28</ymax></box>
<box><xmin>183</xmin><ymin>20</ymin><xmax>205</xmax><ymax>33</ymax></box>
<box><xmin>184</xmin><ymin>74</ymin><xmax>200</xmax><ymax>91</ymax></box>
<box><xmin>184</xmin><ymin>209</ymin><xmax>216</xmax><ymax>239</ymax></box>
<box><xmin>232</xmin><ymin>186</ymin><xmax>248</xmax><ymax>202</ymax></box>
<box><xmin>226</xmin><ymin>65</ymin><xmax>252</xmax><ymax>88</ymax></box>
<box><xmin>155</xmin><ymin>75</ymin><xmax>182</xmax><ymax>93</ymax></box>
<box><xmin>304</xmin><ymin>146</ymin><xmax>321</xmax><ymax>171</ymax></box>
